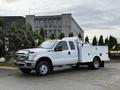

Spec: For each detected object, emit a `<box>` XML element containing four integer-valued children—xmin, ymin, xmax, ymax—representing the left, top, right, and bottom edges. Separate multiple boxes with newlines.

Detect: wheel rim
<box><xmin>94</xmin><ymin>60</ymin><xmax>99</xmax><ymax>68</ymax></box>
<box><xmin>40</xmin><ymin>64</ymin><xmax>48</xmax><ymax>75</ymax></box>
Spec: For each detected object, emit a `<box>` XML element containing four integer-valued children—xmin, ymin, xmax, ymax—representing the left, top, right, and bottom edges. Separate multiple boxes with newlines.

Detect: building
<box><xmin>26</xmin><ymin>13</ymin><xmax>84</xmax><ymax>39</ymax></box>
<box><xmin>0</xmin><ymin>16</ymin><xmax>25</xmax><ymax>31</ymax></box>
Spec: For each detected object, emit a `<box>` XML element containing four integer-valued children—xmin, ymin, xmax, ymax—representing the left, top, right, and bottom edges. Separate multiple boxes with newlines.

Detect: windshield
<box><xmin>38</xmin><ymin>40</ymin><xmax>57</xmax><ymax>49</ymax></box>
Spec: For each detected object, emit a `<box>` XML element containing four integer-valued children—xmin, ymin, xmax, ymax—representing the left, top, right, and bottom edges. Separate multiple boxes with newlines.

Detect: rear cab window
<box><xmin>69</xmin><ymin>41</ymin><xmax>75</xmax><ymax>50</ymax></box>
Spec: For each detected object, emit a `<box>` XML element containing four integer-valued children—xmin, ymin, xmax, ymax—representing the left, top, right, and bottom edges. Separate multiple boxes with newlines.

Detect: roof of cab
<box><xmin>62</xmin><ymin>37</ymin><xmax>79</xmax><ymax>41</ymax></box>
<box><xmin>46</xmin><ymin>37</ymin><xmax>80</xmax><ymax>42</ymax></box>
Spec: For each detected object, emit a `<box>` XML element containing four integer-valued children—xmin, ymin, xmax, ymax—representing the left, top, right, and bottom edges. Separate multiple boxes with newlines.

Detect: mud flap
<box><xmin>100</xmin><ymin>61</ymin><xmax>104</xmax><ymax>67</ymax></box>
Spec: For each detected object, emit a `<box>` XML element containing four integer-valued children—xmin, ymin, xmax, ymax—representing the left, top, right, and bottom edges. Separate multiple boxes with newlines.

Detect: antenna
<box><xmin>28</xmin><ymin>8</ymin><xmax>30</xmax><ymax>15</ymax></box>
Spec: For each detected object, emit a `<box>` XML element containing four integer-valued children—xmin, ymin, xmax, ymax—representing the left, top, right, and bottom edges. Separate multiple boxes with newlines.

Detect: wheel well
<box><xmin>35</xmin><ymin>57</ymin><xmax>53</xmax><ymax>69</ymax></box>
<box><xmin>93</xmin><ymin>56</ymin><xmax>101</xmax><ymax>61</ymax></box>
<box><xmin>93</xmin><ymin>56</ymin><xmax>104</xmax><ymax>67</ymax></box>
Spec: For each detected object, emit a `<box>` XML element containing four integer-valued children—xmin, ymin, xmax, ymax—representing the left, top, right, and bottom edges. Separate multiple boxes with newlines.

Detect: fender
<box><xmin>35</xmin><ymin>56</ymin><xmax>53</xmax><ymax>70</ymax></box>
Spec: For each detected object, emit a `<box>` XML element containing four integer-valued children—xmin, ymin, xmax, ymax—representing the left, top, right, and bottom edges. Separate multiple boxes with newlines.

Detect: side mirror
<box><xmin>54</xmin><ymin>45</ymin><xmax>63</xmax><ymax>52</ymax></box>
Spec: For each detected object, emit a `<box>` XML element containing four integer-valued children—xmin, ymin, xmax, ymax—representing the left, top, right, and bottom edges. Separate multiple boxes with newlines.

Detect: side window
<box><xmin>56</xmin><ymin>41</ymin><xmax>68</xmax><ymax>50</ymax></box>
<box><xmin>69</xmin><ymin>41</ymin><xmax>75</xmax><ymax>50</ymax></box>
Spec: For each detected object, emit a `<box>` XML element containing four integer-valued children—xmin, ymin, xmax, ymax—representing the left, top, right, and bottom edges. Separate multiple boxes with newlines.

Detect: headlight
<box><xmin>23</xmin><ymin>53</ymin><xmax>28</xmax><ymax>57</ymax></box>
<box><xmin>28</xmin><ymin>51</ymin><xmax>37</xmax><ymax>60</ymax></box>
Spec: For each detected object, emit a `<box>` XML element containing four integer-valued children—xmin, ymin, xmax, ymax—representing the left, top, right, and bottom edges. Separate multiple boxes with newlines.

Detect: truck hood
<box><xmin>17</xmin><ymin>48</ymin><xmax>49</xmax><ymax>53</ymax></box>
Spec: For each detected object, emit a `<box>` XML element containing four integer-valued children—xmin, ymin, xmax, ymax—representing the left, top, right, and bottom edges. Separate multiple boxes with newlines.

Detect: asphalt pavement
<box><xmin>0</xmin><ymin>62</ymin><xmax>120</xmax><ymax>90</ymax></box>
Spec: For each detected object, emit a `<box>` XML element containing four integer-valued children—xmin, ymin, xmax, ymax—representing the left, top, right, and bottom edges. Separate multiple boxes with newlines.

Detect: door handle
<box><xmin>68</xmin><ymin>51</ymin><xmax>71</xmax><ymax>55</ymax></box>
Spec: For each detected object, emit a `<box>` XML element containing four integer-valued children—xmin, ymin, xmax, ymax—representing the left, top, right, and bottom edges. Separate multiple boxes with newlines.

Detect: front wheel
<box><xmin>20</xmin><ymin>68</ymin><xmax>32</xmax><ymax>74</ymax></box>
<box><xmin>36</xmin><ymin>61</ymin><xmax>50</xmax><ymax>76</ymax></box>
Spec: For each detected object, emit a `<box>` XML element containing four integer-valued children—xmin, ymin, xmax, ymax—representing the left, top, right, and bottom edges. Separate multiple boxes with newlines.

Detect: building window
<box><xmin>53</xmin><ymin>19</ymin><xmax>57</xmax><ymax>28</ymax></box>
<box><xmin>57</xmin><ymin>18</ymin><xmax>62</xmax><ymax>28</ymax></box>
<box><xmin>35</xmin><ymin>30</ymin><xmax>39</xmax><ymax>33</ymax></box>
<box><xmin>7</xmin><ymin>22</ymin><xmax>10</xmax><ymax>26</ymax></box>
<box><xmin>53</xmin><ymin>30</ymin><xmax>56</xmax><ymax>34</ymax></box>
<box><xmin>48</xmin><ymin>30</ymin><xmax>52</xmax><ymax>34</ymax></box>
<box><xmin>44</xmin><ymin>19</ymin><xmax>48</xmax><ymax>28</ymax></box>
<box><xmin>48</xmin><ymin>18</ymin><xmax>52</xmax><ymax>28</ymax></box>
<box><xmin>44</xmin><ymin>30</ymin><xmax>47</xmax><ymax>36</ymax></box>
<box><xmin>35</xmin><ymin>20</ymin><xmax>40</xmax><ymax>26</ymax></box>
<box><xmin>58</xmin><ymin>29</ymin><xmax>61</xmax><ymax>33</ymax></box>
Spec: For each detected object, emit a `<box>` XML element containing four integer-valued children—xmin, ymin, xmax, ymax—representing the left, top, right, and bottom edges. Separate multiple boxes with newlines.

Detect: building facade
<box><xmin>26</xmin><ymin>14</ymin><xmax>84</xmax><ymax>39</ymax></box>
<box><xmin>1</xmin><ymin>16</ymin><xmax>25</xmax><ymax>31</ymax></box>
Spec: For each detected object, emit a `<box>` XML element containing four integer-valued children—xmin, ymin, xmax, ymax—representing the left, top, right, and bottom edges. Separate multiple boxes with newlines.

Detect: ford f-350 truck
<box><xmin>15</xmin><ymin>37</ymin><xmax>110</xmax><ymax>76</ymax></box>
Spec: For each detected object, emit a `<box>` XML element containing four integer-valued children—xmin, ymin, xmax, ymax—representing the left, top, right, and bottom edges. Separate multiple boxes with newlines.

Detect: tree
<box><xmin>78</xmin><ymin>33</ymin><xmax>82</xmax><ymax>39</ymax></box>
<box><xmin>9</xmin><ymin>22</ymin><xmax>41</xmax><ymax>51</ymax></box>
<box><xmin>0</xmin><ymin>18</ymin><xmax>5</xmax><ymax>53</ymax></box>
<box><xmin>58</xmin><ymin>33</ymin><xmax>64</xmax><ymax>39</ymax></box>
<box><xmin>0</xmin><ymin>27</ymin><xmax>5</xmax><ymax>57</ymax></box>
<box><xmin>68</xmin><ymin>32</ymin><xmax>73</xmax><ymax>37</ymax></box>
<box><xmin>85</xmin><ymin>36</ymin><xmax>89</xmax><ymax>43</ymax></box>
<box><xmin>105</xmin><ymin>37</ymin><xmax>109</xmax><ymax>45</ymax></box>
<box><xmin>0</xmin><ymin>17</ymin><xmax>3</xmax><ymax>27</ymax></box>
<box><xmin>98</xmin><ymin>35</ymin><xmax>104</xmax><ymax>45</ymax></box>
<box><xmin>39</xmin><ymin>28</ymin><xmax>45</xmax><ymax>40</ymax></box>
<box><xmin>108</xmin><ymin>36</ymin><xmax>117</xmax><ymax>50</ymax></box>
<box><xmin>10</xmin><ymin>22</ymin><xmax>30</xmax><ymax>51</ymax></box>
<box><xmin>50</xmin><ymin>34</ymin><xmax>55</xmax><ymax>39</ymax></box>
<box><xmin>92</xmin><ymin>36</ymin><xmax>97</xmax><ymax>46</ymax></box>
<box><xmin>24</xmin><ymin>23</ymin><xmax>40</xmax><ymax>48</ymax></box>
<box><xmin>0</xmin><ymin>22</ymin><xmax>43</xmax><ymax>60</ymax></box>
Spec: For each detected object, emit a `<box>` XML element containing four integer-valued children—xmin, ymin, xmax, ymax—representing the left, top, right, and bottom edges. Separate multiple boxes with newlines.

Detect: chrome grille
<box><xmin>16</xmin><ymin>53</ymin><xmax>28</xmax><ymax>61</ymax></box>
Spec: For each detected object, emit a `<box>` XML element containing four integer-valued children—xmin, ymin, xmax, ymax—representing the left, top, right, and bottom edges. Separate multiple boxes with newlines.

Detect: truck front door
<box><xmin>50</xmin><ymin>41</ymin><xmax>71</xmax><ymax>65</ymax></box>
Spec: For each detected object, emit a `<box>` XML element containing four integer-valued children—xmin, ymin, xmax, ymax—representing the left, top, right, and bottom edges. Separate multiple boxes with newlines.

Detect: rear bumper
<box><xmin>15</xmin><ymin>60</ymin><xmax>36</xmax><ymax>69</ymax></box>
<box><xmin>104</xmin><ymin>58</ymin><xmax>110</xmax><ymax>62</ymax></box>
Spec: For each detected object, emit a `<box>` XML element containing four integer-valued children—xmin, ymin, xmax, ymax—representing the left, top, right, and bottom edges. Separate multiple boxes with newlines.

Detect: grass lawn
<box><xmin>0</xmin><ymin>59</ymin><xmax>120</xmax><ymax>67</ymax></box>
<box><xmin>0</xmin><ymin>62</ymin><xmax>16</xmax><ymax>67</ymax></box>
<box><xmin>110</xmin><ymin>59</ymin><xmax>120</xmax><ymax>62</ymax></box>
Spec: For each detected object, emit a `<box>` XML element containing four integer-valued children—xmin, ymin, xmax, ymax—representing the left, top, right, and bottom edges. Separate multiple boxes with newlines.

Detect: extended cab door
<box><xmin>68</xmin><ymin>41</ymin><xmax>78</xmax><ymax>64</ymax></box>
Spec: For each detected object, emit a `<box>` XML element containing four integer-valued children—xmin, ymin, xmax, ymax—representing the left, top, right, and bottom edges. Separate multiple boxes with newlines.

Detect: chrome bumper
<box><xmin>15</xmin><ymin>60</ymin><xmax>36</xmax><ymax>69</ymax></box>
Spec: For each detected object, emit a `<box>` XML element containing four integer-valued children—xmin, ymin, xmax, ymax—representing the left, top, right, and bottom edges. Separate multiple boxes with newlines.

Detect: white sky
<box><xmin>0</xmin><ymin>0</ymin><xmax>120</xmax><ymax>42</ymax></box>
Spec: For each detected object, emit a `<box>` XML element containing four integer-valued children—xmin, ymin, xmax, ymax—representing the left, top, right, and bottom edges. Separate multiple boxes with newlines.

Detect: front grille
<box><xmin>18</xmin><ymin>64</ymin><xmax>24</xmax><ymax>67</ymax></box>
<box><xmin>16</xmin><ymin>53</ymin><xmax>28</xmax><ymax>61</ymax></box>
<box><xmin>27</xmin><ymin>63</ymin><xmax>31</xmax><ymax>66</ymax></box>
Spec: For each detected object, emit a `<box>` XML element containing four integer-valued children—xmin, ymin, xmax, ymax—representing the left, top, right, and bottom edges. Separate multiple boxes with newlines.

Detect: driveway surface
<box><xmin>0</xmin><ymin>62</ymin><xmax>120</xmax><ymax>90</ymax></box>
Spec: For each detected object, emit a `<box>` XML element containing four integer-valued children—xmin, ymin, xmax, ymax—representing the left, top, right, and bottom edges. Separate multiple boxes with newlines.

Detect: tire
<box><xmin>88</xmin><ymin>57</ymin><xmax>100</xmax><ymax>69</ymax></box>
<box><xmin>50</xmin><ymin>66</ymin><xmax>54</xmax><ymax>72</ymax></box>
<box><xmin>20</xmin><ymin>68</ymin><xmax>32</xmax><ymax>74</ymax></box>
<box><xmin>36</xmin><ymin>61</ymin><xmax>50</xmax><ymax>76</ymax></box>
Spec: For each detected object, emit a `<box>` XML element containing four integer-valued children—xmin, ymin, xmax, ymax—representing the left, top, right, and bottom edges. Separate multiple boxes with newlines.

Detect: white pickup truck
<box><xmin>15</xmin><ymin>37</ymin><xmax>110</xmax><ymax>76</ymax></box>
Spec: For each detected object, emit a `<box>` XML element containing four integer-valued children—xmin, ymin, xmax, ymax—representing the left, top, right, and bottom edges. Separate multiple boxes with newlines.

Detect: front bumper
<box><xmin>15</xmin><ymin>60</ymin><xmax>36</xmax><ymax>69</ymax></box>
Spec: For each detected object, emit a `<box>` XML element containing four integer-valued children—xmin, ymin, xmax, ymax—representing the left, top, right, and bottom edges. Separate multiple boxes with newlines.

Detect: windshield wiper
<box><xmin>38</xmin><ymin>46</ymin><xmax>44</xmax><ymax>48</ymax></box>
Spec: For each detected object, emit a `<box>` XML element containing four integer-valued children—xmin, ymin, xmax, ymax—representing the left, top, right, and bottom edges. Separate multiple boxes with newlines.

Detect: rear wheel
<box><xmin>20</xmin><ymin>68</ymin><xmax>32</xmax><ymax>74</ymax></box>
<box><xmin>88</xmin><ymin>57</ymin><xmax>100</xmax><ymax>69</ymax></box>
<box><xmin>36</xmin><ymin>61</ymin><xmax>50</xmax><ymax>76</ymax></box>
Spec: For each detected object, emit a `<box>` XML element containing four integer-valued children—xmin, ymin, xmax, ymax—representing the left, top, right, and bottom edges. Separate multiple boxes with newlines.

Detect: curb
<box><xmin>0</xmin><ymin>67</ymin><xmax>17</xmax><ymax>70</ymax></box>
